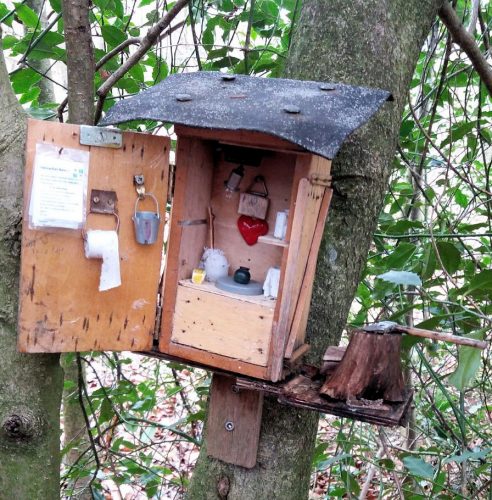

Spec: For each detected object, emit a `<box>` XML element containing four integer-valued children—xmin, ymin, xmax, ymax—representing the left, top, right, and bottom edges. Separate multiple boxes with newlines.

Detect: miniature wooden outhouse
<box><xmin>18</xmin><ymin>72</ymin><xmax>390</xmax><ymax>385</ymax></box>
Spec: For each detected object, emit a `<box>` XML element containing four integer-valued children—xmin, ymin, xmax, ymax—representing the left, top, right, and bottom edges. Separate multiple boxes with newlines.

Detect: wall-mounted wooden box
<box><xmin>18</xmin><ymin>72</ymin><xmax>390</xmax><ymax>383</ymax></box>
<box><xmin>159</xmin><ymin>126</ymin><xmax>332</xmax><ymax>381</ymax></box>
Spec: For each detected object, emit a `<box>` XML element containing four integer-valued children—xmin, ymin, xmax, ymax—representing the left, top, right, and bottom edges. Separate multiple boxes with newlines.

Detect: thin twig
<box><xmin>95</xmin><ymin>37</ymin><xmax>141</xmax><ymax>70</ymax></box>
<box><xmin>96</xmin><ymin>0</ymin><xmax>190</xmax><ymax>98</ymax></box>
<box><xmin>188</xmin><ymin>2</ymin><xmax>202</xmax><ymax>70</ymax></box>
<box><xmin>76</xmin><ymin>354</ymin><xmax>100</xmax><ymax>495</ymax></box>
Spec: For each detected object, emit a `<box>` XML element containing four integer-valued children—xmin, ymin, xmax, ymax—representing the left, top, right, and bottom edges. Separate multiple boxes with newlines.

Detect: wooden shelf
<box><xmin>258</xmin><ymin>234</ymin><xmax>289</xmax><ymax>248</ymax></box>
<box><xmin>179</xmin><ymin>279</ymin><xmax>276</xmax><ymax>308</ymax></box>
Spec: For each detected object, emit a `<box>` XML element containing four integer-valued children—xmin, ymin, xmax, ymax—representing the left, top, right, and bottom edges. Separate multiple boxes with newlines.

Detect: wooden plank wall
<box><xmin>18</xmin><ymin>120</ymin><xmax>169</xmax><ymax>353</ymax></box>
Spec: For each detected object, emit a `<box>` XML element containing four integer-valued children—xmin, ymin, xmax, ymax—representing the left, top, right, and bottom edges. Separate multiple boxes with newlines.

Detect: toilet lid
<box><xmin>215</xmin><ymin>276</ymin><xmax>263</xmax><ymax>296</ymax></box>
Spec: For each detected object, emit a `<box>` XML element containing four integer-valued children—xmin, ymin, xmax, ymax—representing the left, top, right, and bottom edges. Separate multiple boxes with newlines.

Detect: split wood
<box><xmin>393</xmin><ymin>325</ymin><xmax>487</xmax><ymax>350</ymax></box>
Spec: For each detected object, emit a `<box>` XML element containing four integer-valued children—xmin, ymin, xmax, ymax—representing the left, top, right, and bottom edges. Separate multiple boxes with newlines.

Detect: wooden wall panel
<box><xmin>171</xmin><ymin>282</ymin><xmax>274</xmax><ymax>366</ymax></box>
<box><xmin>18</xmin><ymin>120</ymin><xmax>169</xmax><ymax>353</ymax></box>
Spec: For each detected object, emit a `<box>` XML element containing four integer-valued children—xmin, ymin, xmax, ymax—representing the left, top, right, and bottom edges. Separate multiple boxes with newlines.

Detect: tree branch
<box><xmin>439</xmin><ymin>1</ymin><xmax>492</xmax><ymax>96</ymax></box>
<box><xmin>96</xmin><ymin>0</ymin><xmax>190</xmax><ymax>98</ymax></box>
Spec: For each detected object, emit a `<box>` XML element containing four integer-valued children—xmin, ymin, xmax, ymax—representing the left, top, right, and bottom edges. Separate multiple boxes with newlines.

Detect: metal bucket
<box><xmin>133</xmin><ymin>194</ymin><xmax>160</xmax><ymax>245</ymax></box>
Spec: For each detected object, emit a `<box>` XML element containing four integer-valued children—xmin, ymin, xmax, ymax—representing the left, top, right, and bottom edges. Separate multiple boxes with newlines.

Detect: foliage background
<box><xmin>1</xmin><ymin>0</ymin><xmax>491</xmax><ymax>497</ymax></box>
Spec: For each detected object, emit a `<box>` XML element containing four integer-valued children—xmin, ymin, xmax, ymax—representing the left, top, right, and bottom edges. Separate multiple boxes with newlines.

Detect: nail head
<box><xmin>319</xmin><ymin>84</ymin><xmax>336</xmax><ymax>91</ymax></box>
<box><xmin>283</xmin><ymin>105</ymin><xmax>301</xmax><ymax>114</ymax></box>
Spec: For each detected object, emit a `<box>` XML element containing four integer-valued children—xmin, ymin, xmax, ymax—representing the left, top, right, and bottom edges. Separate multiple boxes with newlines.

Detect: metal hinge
<box><xmin>80</xmin><ymin>125</ymin><xmax>122</xmax><ymax>148</ymax></box>
<box><xmin>309</xmin><ymin>174</ymin><xmax>332</xmax><ymax>187</ymax></box>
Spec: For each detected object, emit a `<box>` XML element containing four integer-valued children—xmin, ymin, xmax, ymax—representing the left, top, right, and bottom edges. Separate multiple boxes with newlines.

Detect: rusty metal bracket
<box><xmin>89</xmin><ymin>189</ymin><xmax>120</xmax><ymax>232</ymax></box>
<box><xmin>90</xmin><ymin>189</ymin><xmax>117</xmax><ymax>215</ymax></box>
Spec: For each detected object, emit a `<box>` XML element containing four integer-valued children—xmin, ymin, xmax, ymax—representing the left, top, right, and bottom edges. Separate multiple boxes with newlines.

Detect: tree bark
<box><xmin>61</xmin><ymin>0</ymin><xmax>94</xmax><ymax>124</ymax></box>
<box><xmin>187</xmin><ymin>1</ymin><xmax>443</xmax><ymax>498</ymax></box>
<box><xmin>0</xmin><ymin>33</ymin><xmax>63</xmax><ymax>498</ymax></box>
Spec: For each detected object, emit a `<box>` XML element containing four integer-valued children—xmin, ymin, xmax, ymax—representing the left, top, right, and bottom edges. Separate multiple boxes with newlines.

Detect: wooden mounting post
<box><xmin>206</xmin><ymin>374</ymin><xmax>264</xmax><ymax>468</ymax></box>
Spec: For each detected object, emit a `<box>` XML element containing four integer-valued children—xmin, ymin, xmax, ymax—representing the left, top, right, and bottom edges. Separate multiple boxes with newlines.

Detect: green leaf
<box><xmin>15</xmin><ymin>3</ymin><xmax>39</xmax><ymax>28</ymax></box>
<box><xmin>400</xmin><ymin>119</ymin><xmax>414</xmax><ymax>138</ymax></box>
<box><xmin>48</xmin><ymin>0</ymin><xmax>61</xmax><ymax>12</ymax></box>
<box><xmin>436</xmin><ymin>241</ymin><xmax>461</xmax><ymax>274</ymax></box>
<box><xmin>152</xmin><ymin>60</ymin><xmax>168</xmax><ymax>83</ymax></box>
<box><xmin>39</xmin><ymin>31</ymin><xmax>64</xmax><ymax>46</ymax></box>
<box><xmin>27</xmin><ymin>106</ymin><xmax>57</xmax><ymax>119</ymax></box>
<box><xmin>99</xmin><ymin>397</ymin><xmax>114</xmax><ymax>424</ymax></box>
<box><xmin>421</xmin><ymin>243</ymin><xmax>436</xmax><ymax>280</ymax></box>
<box><xmin>378</xmin><ymin>270</ymin><xmax>422</xmax><ymax>287</ymax></box>
<box><xmin>448</xmin><ymin>332</ymin><xmax>484</xmax><ymax>391</ymax></box>
<box><xmin>101</xmin><ymin>25</ymin><xmax>127</xmax><ymax>47</ymax></box>
<box><xmin>316</xmin><ymin>453</ymin><xmax>352</xmax><ymax>470</ymax></box>
<box><xmin>202</xmin><ymin>28</ymin><xmax>214</xmax><ymax>48</ymax></box>
<box><xmin>10</xmin><ymin>68</ymin><xmax>41</xmax><ymax>93</ymax></box>
<box><xmin>2</xmin><ymin>34</ymin><xmax>19</xmax><ymax>49</ymax></box>
<box><xmin>19</xmin><ymin>87</ymin><xmax>41</xmax><ymax>104</ymax></box>
<box><xmin>340</xmin><ymin>470</ymin><xmax>360</xmax><ymax>495</ymax></box>
<box><xmin>384</xmin><ymin>243</ymin><xmax>417</xmax><ymax>269</ymax></box>
<box><xmin>444</xmin><ymin>448</ymin><xmax>490</xmax><ymax>464</ymax></box>
<box><xmin>129</xmin><ymin>63</ymin><xmax>145</xmax><ymax>83</ymax></box>
<box><xmin>465</xmin><ymin>269</ymin><xmax>492</xmax><ymax>296</ymax></box>
<box><xmin>440</xmin><ymin>122</ymin><xmax>476</xmax><ymax>148</ymax></box>
<box><xmin>454</xmin><ymin>188</ymin><xmax>468</xmax><ymax>208</ymax></box>
<box><xmin>0</xmin><ymin>2</ymin><xmax>9</xmax><ymax>19</ymax></box>
<box><xmin>402</xmin><ymin>456</ymin><xmax>435</xmax><ymax>479</ymax></box>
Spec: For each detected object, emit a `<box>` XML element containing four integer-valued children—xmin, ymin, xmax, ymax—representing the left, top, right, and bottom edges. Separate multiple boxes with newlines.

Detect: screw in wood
<box><xmin>224</xmin><ymin>421</ymin><xmax>235</xmax><ymax>432</ymax></box>
<box><xmin>93</xmin><ymin>196</ymin><xmax>100</xmax><ymax>204</ymax></box>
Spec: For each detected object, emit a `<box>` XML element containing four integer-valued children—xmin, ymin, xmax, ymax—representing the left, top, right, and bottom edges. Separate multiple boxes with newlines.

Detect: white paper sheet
<box><xmin>29</xmin><ymin>143</ymin><xmax>89</xmax><ymax>230</ymax></box>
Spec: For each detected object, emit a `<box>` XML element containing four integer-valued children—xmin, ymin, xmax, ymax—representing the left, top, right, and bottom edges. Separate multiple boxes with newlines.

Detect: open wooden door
<box><xmin>18</xmin><ymin>120</ymin><xmax>169</xmax><ymax>353</ymax></box>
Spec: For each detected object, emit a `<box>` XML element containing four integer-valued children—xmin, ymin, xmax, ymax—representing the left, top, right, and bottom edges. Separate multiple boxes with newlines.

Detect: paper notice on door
<box><xmin>29</xmin><ymin>143</ymin><xmax>90</xmax><ymax>230</ymax></box>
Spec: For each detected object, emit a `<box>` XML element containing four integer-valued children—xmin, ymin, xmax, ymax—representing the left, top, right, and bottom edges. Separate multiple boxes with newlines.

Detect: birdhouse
<box><xmin>17</xmin><ymin>72</ymin><xmax>390</xmax><ymax>385</ymax></box>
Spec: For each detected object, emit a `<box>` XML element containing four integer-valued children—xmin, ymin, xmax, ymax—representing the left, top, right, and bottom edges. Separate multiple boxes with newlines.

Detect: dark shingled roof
<box><xmin>100</xmin><ymin>72</ymin><xmax>391</xmax><ymax>160</ymax></box>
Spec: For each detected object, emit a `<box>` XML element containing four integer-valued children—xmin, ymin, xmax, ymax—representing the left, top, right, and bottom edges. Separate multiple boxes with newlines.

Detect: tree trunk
<box><xmin>61</xmin><ymin>0</ymin><xmax>94</xmax><ymax>124</ymax></box>
<box><xmin>0</xmin><ymin>33</ymin><xmax>63</xmax><ymax>499</ymax></box>
<box><xmin>187</xmin><ymin>1</ymin><xmax>443</xmax><ymax>498</ymax></box>
<box><xmin>60</xmin><ymin>1</ymin><xmax>94</xmax><ymax>497</ymax></box>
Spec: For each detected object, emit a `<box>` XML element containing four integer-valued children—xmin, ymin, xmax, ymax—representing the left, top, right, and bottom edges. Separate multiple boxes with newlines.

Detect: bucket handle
<box><xmin>134</xmin><ymin>193</ymin><xmax>159</xmax><ymax>217</ymax></box>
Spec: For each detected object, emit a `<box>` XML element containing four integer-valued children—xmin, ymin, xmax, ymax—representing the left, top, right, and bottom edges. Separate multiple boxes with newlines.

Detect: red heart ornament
<box><xmin>237</xmin><ymin>215</ymin><xmax>269</xmax><ymax>245</ymax></box>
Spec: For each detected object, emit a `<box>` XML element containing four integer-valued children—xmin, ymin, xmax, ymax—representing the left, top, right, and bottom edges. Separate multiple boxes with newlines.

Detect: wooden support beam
<box><xmin>206</xmin><ymin>374</ymin><xmax>264</xmax><ymax>468</ymax></box>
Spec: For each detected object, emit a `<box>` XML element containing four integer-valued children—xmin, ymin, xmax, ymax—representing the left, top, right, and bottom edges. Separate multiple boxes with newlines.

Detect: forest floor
<box><xmin>63</xmin><ymin>349</ymin><xmax>478</xmax><ymax>499</ymax></box>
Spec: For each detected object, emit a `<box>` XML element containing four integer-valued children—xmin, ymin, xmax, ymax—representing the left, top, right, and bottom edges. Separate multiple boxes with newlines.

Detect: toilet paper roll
<box><xmin>84</xmin><ymin>230</ymin><xmax>121</xmax><ymax>291</ymax></box>
<box><xmin>263</xmin><ymin>266</ymin><xmax>280</xmax><ymax>298</ymax></box>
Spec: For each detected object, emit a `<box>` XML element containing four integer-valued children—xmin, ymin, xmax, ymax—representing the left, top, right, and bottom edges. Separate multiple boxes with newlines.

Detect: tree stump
<box><xmin>320</xmin><ymin>330</ymin><xmax>405</xmax><ymax>402</ymax></box>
